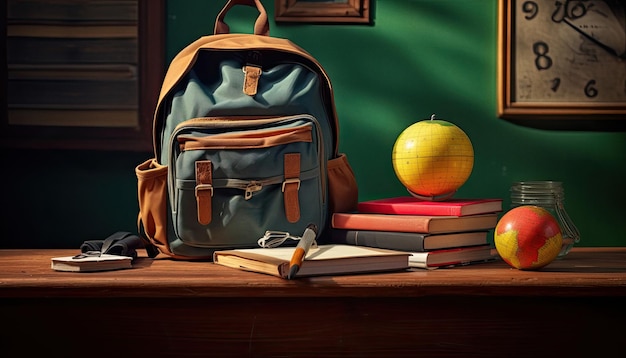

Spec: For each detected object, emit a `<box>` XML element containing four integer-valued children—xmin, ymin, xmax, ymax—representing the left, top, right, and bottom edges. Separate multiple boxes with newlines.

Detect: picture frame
<box><xmin>2</xmin><ymin>0</ymin><xmax>164</xmax><ymax>151</ymax></box>
<box><xmin>497</xmin><ymin>0</ymin><xmax>626</xmax><ymax>121</ymax></box>
<box><xmin>275</xmin><ymin>0</ymin><xmax>371</xmax><ymax>24</ymax></box>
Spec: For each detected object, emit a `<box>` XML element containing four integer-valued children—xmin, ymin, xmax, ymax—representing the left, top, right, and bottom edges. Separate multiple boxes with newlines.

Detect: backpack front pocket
<box><xmin>169</xmin><ymin>115</ymin><xmax>325</xmax><ymax>250</ymax></box>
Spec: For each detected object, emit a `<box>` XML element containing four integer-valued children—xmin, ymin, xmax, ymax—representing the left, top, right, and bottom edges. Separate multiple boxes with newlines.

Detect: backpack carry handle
<box><xmin>214</xmin><ymin>0</ymin><xmax>270</xmax><ymax>36</ymax></box>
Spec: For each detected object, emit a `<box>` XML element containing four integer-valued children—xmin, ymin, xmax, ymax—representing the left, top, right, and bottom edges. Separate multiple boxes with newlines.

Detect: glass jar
<box><xmin>510</xmin><ymin>181</ymin><xmax>580</xmax><ymax>257</ymax></box>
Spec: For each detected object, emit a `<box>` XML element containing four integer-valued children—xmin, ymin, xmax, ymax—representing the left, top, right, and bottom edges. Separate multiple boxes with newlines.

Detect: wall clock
<box><xmin>498</xmin><ymin>0</ymin><xmax>626</xmax><ymax>120</ymax></box>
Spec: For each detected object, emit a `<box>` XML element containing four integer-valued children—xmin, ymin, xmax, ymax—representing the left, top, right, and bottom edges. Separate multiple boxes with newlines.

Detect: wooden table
<box><xmin>1</xmin><ymin>248</ymin><xmax>625</xmax><ymax>357</ymax></box>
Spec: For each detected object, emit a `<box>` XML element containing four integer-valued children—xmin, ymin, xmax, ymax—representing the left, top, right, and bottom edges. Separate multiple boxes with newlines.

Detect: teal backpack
<box><xmin>136</xmin><ymin>0</ymin><xmax>358</xmax><ymax>259</ymax></box>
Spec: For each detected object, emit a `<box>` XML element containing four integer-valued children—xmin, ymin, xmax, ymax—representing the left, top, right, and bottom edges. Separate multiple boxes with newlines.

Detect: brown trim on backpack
<box><xmin>283</xmin><ymin>153</ymin><xmax>301</xmax><ymax>223</ymax></box>
<box><xmin>195</xmin><ymin>160</ymin><xmax>214</xmax><ymax>225</ymax></box>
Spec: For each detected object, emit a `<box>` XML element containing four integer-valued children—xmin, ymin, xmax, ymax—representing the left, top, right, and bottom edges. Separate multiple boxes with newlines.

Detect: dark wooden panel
<box><xmin>7</xmin><ymin>38</ymin><xmax>137</xmax><ymax>64</ymax></box>
<box><xmin>1</xmin><ymin>296</ymin><xmax>624</xmax><ymax>357</ymax></box>
<box><xmin>7</xmin><ymin>0</ymin><xmax>138</xmax><ymax>22</ymax></box>
<box><xmin>8</xmin><ymin>79</ymin><xmax>137</xmax><ymax>108</ymax></box>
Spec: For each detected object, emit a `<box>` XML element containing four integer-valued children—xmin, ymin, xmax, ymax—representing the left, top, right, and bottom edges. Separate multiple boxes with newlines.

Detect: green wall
<box><xmin>3</xmin><ymin>0</ymin><xmax>625</xmax><ymax>249</ymax></box>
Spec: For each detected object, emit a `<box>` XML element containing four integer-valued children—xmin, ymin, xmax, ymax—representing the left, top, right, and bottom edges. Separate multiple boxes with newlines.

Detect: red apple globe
<box><xmin>494</xmin><ymin>205</ymin><xmax>562</xmax><ymax>270</ymax></box>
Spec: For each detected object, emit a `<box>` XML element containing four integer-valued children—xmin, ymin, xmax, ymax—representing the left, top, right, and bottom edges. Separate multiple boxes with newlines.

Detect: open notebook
<box><xmin>213</xmin><ymin>244</ymin><xmax>410</xmax><ymax>279</ymax></box>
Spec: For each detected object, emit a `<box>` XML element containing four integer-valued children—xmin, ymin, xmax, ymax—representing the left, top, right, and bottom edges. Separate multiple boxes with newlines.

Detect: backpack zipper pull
<box><xmin>244</xmin><ymin>181</ymin><xmax>263</xmax><ymax>200</ymax></box>
<box><xmin>242</xmin><ymin>51</ymin><xmax>262</xmax><ymax>96</ymax></box>
<box><xmin>242</xmin><ymin>65</ymin><xmax>261</xmax><ymax>96</ymax></box>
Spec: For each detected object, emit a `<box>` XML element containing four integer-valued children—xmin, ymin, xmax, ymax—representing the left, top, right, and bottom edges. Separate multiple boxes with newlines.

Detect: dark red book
<box><xmin>357</xmin><ymin>197</ymin><xmax>503</xmax><ymax>217</ymax></box>
<box><xmin>331</xmin><ymin>212</ymin><xmax>499</xmax><ymax>234</ymax></box>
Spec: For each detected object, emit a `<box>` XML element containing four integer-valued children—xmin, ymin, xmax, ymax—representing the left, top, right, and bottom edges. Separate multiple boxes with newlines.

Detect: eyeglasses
<box><xmin>257</xmin><ymin>231</ymin><xmax>317</xmax><ymax>248</ymax></box>
<box><xmin>72</xmin><ymin>251</ymin><xmax>102</xmax><ymax>259</ymax></box>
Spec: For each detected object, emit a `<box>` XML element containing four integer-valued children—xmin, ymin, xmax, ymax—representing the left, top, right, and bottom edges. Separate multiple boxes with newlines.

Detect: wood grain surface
<box><xmin>2</xmin><ymin>248</ymin><xmax>625</xmax><ymax>298</ymax></box>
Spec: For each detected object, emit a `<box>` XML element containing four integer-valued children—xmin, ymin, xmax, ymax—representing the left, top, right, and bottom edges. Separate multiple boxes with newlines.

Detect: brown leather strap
<box><xmin>283</xmin><ymin>153</ymin><xmax>301</xmax><ymax>223</ymax></box>
<box><xmin>195</xmin><ymin>160</ymin><xmax>213</xmax><ymax>225</ymax></box>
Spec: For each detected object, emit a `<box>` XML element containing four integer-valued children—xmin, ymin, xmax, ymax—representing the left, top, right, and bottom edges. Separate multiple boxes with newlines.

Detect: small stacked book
<box><xmin>51</xmin><ymin>253</ymin><xmax>133</xmax><ymax>272</ymax></box>
<box><xmin>331</xmin><ymin>196</ymin><xmax>503</xmax><ymax>269</ymax></box>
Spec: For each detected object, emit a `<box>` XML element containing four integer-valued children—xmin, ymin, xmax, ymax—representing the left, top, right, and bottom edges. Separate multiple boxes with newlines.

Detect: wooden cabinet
<box><xmin>3</xmin><ymin>0</ymin><xmax>164</xmax><ymax>150</ymax></box>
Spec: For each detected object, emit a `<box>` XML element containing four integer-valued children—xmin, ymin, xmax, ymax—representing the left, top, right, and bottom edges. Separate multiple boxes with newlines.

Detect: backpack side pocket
<box><xmin>327</xmin><ymin>153</ymin><xmax>358</xmax><ymax>214</ymax></box>
<box><xmin>136</xmin><ymin>158</ymin><xmax>170</xmax><ymax>255</ymax></box>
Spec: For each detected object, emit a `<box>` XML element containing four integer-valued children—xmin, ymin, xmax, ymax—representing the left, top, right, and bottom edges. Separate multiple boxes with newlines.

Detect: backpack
<box><xmin>135</xmin><ymin>0</ymin><xmax>358</xmax><ymax>259</ymax></box>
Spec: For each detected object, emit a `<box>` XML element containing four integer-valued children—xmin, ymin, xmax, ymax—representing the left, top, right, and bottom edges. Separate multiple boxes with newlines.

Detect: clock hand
<box><xmin>563</xmin><ymin>17</ymin><xmax>622</xmax><ymax>58</ymax></box>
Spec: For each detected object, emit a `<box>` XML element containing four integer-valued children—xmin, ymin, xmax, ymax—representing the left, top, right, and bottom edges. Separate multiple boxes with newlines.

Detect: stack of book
<box><xmin>330</xmin><ymin>196</ymin><xmax>503</xmax><ymax>269</ymax></box>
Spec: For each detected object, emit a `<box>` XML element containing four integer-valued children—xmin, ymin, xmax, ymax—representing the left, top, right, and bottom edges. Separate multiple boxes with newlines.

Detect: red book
<box><xmin>357</xmin><ymin>197</ymin><xmax>503</xmax><ymax>217</ymax></box>
<box><xmin>331</xmin><ymin>212</ymin><xmax>499</xmax><ymax>234</ymax></box>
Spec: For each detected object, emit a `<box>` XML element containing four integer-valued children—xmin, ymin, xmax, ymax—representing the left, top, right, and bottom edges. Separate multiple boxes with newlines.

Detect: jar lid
<box><xmin>510</xmin><ymin>181</ymin><xmax>563</xmax><ymax>195</ymax></box>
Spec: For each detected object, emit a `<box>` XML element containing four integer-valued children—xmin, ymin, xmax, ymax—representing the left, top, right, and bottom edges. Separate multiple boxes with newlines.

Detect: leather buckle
<box><xmin>195</xmin><ymin>184</ymin><xmax>214</xmax><ymax>197</ymax></box>
<box><xmin>282</xmin><ymin>178</ymin><xmax>301</xmax><ymax>192</ymax></box>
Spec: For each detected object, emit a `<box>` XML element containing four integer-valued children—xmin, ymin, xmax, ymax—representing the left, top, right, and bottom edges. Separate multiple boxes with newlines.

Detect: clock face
<box><xmin>513</xmin><ymin>0</ymin><xmax>626</xmax><ymax>103</ymax></box>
